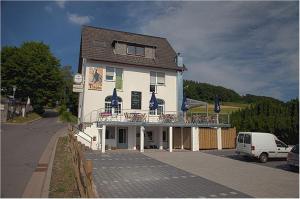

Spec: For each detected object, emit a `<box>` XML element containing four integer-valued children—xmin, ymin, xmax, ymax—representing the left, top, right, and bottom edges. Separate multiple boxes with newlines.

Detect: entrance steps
<box><xmin>75</xmin><ymin>123</ymin><xmax>102</xmax><ymax>150</ymax></box>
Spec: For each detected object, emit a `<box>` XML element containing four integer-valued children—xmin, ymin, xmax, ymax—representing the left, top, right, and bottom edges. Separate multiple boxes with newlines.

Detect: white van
<box><xmin>236</xmin><ymin>132</ymin><xmax>292</xmax><ymax>163</ymax></box>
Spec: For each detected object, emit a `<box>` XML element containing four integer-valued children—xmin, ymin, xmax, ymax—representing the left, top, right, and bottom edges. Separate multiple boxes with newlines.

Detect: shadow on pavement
<box><xmin>41</xmin><ymin>109</ymin><xmax>59</xmax><ymax>118</ymax></box>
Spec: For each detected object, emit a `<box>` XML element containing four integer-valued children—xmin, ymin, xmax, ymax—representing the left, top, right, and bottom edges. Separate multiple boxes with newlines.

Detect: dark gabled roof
<box><xmin>79</xmin><ymin>26</ymin><xmax>184</xmax><ymax>71</ymax></box>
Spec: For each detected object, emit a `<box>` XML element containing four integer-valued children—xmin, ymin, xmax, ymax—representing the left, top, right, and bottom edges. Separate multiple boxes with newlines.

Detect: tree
<box><xmin>231</xmin><ymin>98</ymin><xmax>299</xmax><ymax>144</ymax></box>
<box><xmin>1</xmin><ymin>41</ymin><xmax>64</xmax><ymax>114</ymax></box>
<box><xmin>60</xmin><ymin>65</ymin><xmax>78</xmax><ymax>116</ymax></box>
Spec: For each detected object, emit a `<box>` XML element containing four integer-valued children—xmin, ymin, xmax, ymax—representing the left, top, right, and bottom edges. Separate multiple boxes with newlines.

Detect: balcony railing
<box><xmin>83</xmin><ymin>108</ymin><xmax>230</xmax><ymax>126</ymax></box>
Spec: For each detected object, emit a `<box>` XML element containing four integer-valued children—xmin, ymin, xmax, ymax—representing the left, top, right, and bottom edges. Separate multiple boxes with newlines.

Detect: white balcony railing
<box><xmin>83</xmin><ymin>108</ymin><xmax>230</xmax><ymax>126</ymax></box>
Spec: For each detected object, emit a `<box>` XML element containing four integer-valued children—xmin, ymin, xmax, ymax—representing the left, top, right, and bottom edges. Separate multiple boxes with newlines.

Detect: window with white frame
<box><xmin>150</xmin><ymin>72</ymin><xmax>165</xmax><ymax>92</ymax></box>
<box><xmin>104</xmin><ymin>96</ymin><xmax>122</xmax><ymax>114</ymax></box>
<box><xmin>105</xmin><ymin>67</ymin><xmax>123</xmax><ymax>90</ymax></box>
<box><xmin>149</xmin><ymin>99</ymin><xmax>164</xmax><ymax>115</ymax></box>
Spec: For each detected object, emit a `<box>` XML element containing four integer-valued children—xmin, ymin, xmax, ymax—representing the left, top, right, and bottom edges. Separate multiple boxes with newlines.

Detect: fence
<box><xmin>199</xmin><ymin>128</ymin><xmax>218</xmax><ymax>149</ymax></box>
<box><xmin>221</xmin><ymin>127</ymin><xmax>237</xmax><ymax>149</ymax></box>
<box><xmin>68</xmin><ymin>127</ymin><xmax>95</xmax><ymax>198</ymax></box>
<box><xmin>198</xmin><ymin>127</ymin><xmax>236</xmax><ymax>149</ymax></box>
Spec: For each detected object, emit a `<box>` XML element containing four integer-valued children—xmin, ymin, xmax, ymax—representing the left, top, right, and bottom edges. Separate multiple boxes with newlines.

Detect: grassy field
<box><xmin>189</xmin><ymin>102</ymin><xmax>249</xmax><ymax>114</ymax></box>
<box><xmin>7</xmin><ymin>112</ymin><xmax>41</xmax><ymax>123</ymax></box>
<box><xmin>49</xmin><ymin>136</ymin><xmax>80</xmax><ymax>197</ymax></box>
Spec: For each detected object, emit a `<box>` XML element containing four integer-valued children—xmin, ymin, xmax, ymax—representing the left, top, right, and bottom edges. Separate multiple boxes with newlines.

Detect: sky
<box><xmin>1</xmin><ymin>1</ymin><xmax>299</xmax><ymax>101</ymax></box>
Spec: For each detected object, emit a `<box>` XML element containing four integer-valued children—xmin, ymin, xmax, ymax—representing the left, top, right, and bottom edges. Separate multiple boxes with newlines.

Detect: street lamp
<box><xmin>12</xmin><ymin>85</ymin><xmax>17</xmax><ymax>99</ymax></box>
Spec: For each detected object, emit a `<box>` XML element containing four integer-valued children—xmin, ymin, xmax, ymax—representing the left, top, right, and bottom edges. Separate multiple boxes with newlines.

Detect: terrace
<box><xmin>83</xmin><ymin>108</ymin><xmax>231</xmax><ymax>128</ymax></box>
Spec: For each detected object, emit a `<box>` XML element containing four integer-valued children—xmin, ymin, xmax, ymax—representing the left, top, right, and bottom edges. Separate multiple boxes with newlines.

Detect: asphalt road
<box><xmin>1</xmin><ymin>110</ymin><xmax>66</xmax><ymax>197</ymax></box>
<box><xmin>201</xmin><ymin>149</ymin><xmax>299</xmax><ymax>173</ymax></box>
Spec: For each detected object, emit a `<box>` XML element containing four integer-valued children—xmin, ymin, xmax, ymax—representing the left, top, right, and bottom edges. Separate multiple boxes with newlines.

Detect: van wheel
<box><xmin>259</xmin><ymin>153</ymin><xmax>268</xmax><ymax>163</ymax></box>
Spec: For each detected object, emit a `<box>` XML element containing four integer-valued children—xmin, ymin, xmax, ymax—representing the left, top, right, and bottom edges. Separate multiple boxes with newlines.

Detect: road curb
<box><xmin>4</xmin><ymin>116</ymin><xmax>42</xmax><ymax>125</ymax></box>
<box><xmin>22</xmin><ymin>126</ymin><xmax>68</xmax><ymax>197</ymax></box>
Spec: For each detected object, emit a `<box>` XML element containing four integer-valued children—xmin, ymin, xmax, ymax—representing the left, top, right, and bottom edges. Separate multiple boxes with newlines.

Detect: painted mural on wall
<box><xmin>88</xmin><ymin>67</ymin><xmax>103</xmax><ymax>90</ymax></box>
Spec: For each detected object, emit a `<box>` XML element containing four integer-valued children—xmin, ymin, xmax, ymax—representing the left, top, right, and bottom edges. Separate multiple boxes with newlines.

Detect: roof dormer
<box><xmin>113</xmin><ymin>41</ymin><xmax>156</xmax><ymax>59</ymax></box>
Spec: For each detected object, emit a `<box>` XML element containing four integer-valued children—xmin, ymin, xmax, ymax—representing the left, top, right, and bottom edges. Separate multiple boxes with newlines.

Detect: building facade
<box><xmin>76</xmin><ymin>26</ymin><xmax>230</xmax><ymax>153</ymax></box>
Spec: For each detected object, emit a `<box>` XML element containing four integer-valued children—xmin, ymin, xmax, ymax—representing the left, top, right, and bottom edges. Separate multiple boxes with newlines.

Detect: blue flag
<box><xmin>214</xmin><ymin>95</ymin><xmax>221</xmax><ymax>113</ymax></box>
<box><xmin>111</xmin><ymin>88</ymin><xmax>119</xmax><ymax>108</ymax></box>
<box><xmin>149</xmin><ymin>92</ymin><xmax>158</xmax><ymax>110</ymax></box>
<box><xmin>181</xmin><ymin>95</ymin><xmax>189</xmax><ymax>112</ymax></box>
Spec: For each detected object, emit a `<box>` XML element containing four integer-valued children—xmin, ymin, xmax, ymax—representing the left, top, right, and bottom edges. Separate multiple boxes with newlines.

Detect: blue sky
<box><xmin>1</xmin><ymin>1</ymin><xmax>299</xmax><ymax>101</ymax></box>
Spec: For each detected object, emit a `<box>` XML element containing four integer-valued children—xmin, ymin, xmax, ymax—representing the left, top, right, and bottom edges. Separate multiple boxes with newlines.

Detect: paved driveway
<box><xmin>145</xmin><ymin>151</ymin><xmax>299</xmax><ymax>198</ymax></box>
<box><xmin>86</xmin><ymin>151</ymin><xmax>250</xmax><ymax>198</ymax></box>
<box><xmin>1</xmin><ymin>111</ymin><xmax>66</xmax><ymax>197</ymax></box>
<box><xmin>202</xmin><ymin>149</ymin><xmax>298</xmax><ymax>173</ymax></box>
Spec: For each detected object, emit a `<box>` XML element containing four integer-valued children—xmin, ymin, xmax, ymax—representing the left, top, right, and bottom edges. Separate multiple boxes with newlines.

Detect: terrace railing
<box><xmin>83</xmin><ymin>108</ymin><xmax>230</xmax><ymax>126</ymax></box>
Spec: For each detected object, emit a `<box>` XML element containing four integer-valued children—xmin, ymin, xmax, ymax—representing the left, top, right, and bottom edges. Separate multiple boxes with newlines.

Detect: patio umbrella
<box><xmin>214</xmin><ymin>95</ymin><xmax>221</xmax><ymax>113</ymax></box>
<box><xmin>181</xmin><ymin>95</ymin><xmax>189</xmax><ymax>112</ymax></box>
<box><xmin>111</xmin><ymin>88</ymin><xmax>119</xmax><ymax>108</ymax></box>
<box><xmin>149</xmin><ymin>92</ymin><xmax>158</xmax><ymax>110</ymax></box>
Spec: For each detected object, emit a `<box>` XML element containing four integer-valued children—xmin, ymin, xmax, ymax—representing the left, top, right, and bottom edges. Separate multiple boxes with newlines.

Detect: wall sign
<box><xmin>88</xmin><ymin>67</ymin><xmax>103</xmax><ymax>91</ymax></box>
<box><xmin>74</xmin><ymin>73</ymin><xmax>83</xmax><ymax>84</ymax></box>
<box><xmin>131</xmin><ymin>91</ymin><xmax>142</xmax><ymax>109</ymax></box>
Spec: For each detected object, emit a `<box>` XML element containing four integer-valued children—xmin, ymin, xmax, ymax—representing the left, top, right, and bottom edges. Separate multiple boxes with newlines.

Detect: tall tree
<box><xmin>60</xmin><ymin>65</ymin><xmax>78</xmax><ymax>116</ymax></box>
<box><xmin>231</xmin><ymin>99</ymin><xmax>299</xmax><ymax>144</ymax></box>
<box><xmin>1</xmin><ymin>41</ymin><xmax>64</xmax><ymax>113</ymax></box>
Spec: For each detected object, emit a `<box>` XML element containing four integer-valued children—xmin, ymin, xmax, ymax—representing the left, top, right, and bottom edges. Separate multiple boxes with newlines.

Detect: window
<box><xmin>105</xmin><ymin>96</ymin><xmax>122</xmax><ymax>114</ymax></box>
<box><xmin>131</xmin><ymin>91</ymin><xmax>141</xmax><ymax>109</ymax></box>
<box><xmin>105</xmin><ymin>127</ymin><xmax>115</xmax><ymax>139</ymax></box>
<box><xmin>146</xmin><ymin>131</ymin><xmax>153</xmax><ymax>141</ymax></box>
<box><xmin>150</xmin><ymin>72</ymin><xmax>165</xmax><ymax>92</ymax></box>
<box><xmin>149</xmin><ymin>99</ymin><xmax>164</xmax><ymax>115</ymax></box>
<box><xmin>238</xmin><ymin>134</ymin><xmax>244</xmax><ymax>143</ymax></box>
<box><xmin>105</xmin><ymin>67</ymin><xmax>123</xmax><ymax>90</ymax></box>
<box><xmin>163</xmin><ymin>131</ymin><xmax>168</xmax><ymax>142</ymax></box>
<box><xmin>244</xmin><ymin>134</ymin><xmax>251</xmax><ymax>144</ymax></box>
<box><xmin>106</xmin><ymin>66</ymin><xmax>114</xmax><ymax>81</ymax></box>
<box><xmin>157</xmin><ymin>73</ymin><xmax>165</xmax><ymax>85</ymax></box>
<box><xmin>276</xmin><ymin>140</ymin><xmax>287</xmax><ymax>148</ymax></box>
<box><xmin>127</xmin><ymin>44</ymin><xmax>145</xmax><ymax>56</ymax></box>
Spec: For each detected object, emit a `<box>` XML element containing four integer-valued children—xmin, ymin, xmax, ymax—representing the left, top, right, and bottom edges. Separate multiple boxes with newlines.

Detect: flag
<box><xmin>149</xmin><ymin>92</ymin><xmax>158</xmax><ymax>110</ymax></box>
<box><xmin>214</xmin><ymin>95</ymin><xmax>221</xmax><ymax>113</ymax></box>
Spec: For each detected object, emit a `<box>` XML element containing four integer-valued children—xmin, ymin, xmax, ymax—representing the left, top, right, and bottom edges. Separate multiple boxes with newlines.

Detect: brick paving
<box><xmin>86</xmin><ymin>151</ymin><xmax>250</xmax><ymax>198</ymax></box>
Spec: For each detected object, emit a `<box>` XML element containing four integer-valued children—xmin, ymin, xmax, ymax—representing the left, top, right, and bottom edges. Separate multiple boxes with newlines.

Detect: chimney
<box><xmin>176</xmin><ymin>53</ymin><xmax>183</xmax><ymax>67</ymax></box>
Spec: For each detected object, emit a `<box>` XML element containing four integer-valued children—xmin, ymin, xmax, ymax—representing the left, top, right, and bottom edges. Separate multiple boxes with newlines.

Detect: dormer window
<box><xmin>127</xmin><ymin>44</ymin><xmax>145</xmax><ymax>57</ymax></box>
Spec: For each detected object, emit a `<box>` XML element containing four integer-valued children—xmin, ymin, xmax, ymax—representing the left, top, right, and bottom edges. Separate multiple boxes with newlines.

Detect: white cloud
<box><xmin>67</xmin><ymin>13</ymin><xmax>93</xmax><ymax>25</ymax></box>
<box><xmin>56</xmin><ymin>0</ymin><xmax>66</xmax><ymax>9</ymax></box>
<box><xmin>139</xmin><ymin>1</ymin><xmax>298</xmax><ymax>101</ymax></box>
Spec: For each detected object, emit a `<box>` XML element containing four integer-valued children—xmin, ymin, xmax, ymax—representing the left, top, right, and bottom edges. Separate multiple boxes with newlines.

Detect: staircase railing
<box><xmin>71</xmin><ymin>124</ymin><xmax>93</xmax><ymax>149</ymax></box>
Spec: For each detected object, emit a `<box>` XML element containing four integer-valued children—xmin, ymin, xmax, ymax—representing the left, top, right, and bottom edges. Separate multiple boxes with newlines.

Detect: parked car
<box><xmin>287</xmin><ymin>144</ymin><xmax>299</xmax><ymax>169</ymax></box>
<box><xmin>236</xmin><ymin>132</ymin><xmax>293</xmax><ymax>163</ymax></box>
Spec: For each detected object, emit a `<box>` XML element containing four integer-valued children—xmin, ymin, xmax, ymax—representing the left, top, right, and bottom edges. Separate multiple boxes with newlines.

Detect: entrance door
<box><xmin>117</xmin><ymin>128</ymin><xmax>128</xmax><ymax>149</ymax></box>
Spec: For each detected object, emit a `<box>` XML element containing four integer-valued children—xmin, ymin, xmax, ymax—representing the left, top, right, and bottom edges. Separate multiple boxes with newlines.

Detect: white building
<box><xmin>76</xmin><ymin>26</ymin><xmax>231</xmax><ymax>153</ymax></box>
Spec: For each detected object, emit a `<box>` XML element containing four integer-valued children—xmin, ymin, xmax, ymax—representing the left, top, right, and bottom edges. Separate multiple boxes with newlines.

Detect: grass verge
<box><xmin>6</xmin><ymin>112</ymin><xmax>41</xmax><ymax>123</ymax></box>
<box><xmin>49</xmin><ymin>136</ymin><xmax>80</xmax><ymax>198</ymax></box>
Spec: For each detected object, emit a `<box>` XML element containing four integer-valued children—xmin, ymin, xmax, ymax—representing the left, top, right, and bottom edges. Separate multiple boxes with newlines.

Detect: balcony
<box><xmin>83</xmin><ymin>109</ymin><xmax>231</xmax><ymax>127</ymax></box>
